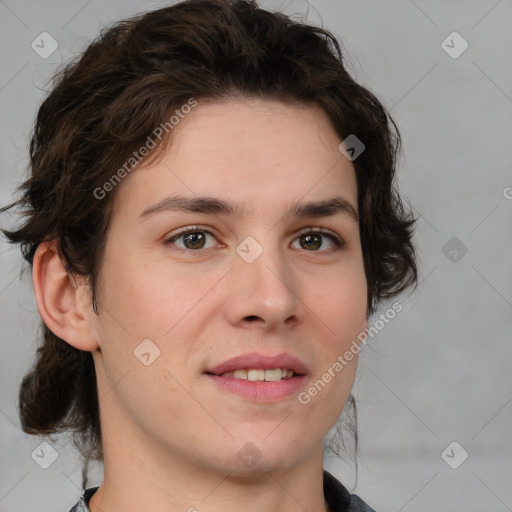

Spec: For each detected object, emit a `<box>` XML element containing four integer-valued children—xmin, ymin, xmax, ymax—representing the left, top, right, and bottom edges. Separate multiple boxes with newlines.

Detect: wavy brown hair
<box><xmin>1</xmin><ymin>0</ymin><xmax>418</xmax><ymax>475</ymax></box>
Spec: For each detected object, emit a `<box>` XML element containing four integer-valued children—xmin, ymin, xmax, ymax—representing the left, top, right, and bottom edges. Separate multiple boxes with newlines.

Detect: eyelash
<box><xmin>164</xmin><ymin>225</ymin><xmax>345</xmax><ymax>253</ymax></box>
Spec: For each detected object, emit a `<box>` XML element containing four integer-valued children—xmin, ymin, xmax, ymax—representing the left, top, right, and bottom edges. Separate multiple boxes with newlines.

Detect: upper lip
<box><xmin>205</xmin><ymin>352</ymin><xmax>308</xmax><ymax>376</ymax></box>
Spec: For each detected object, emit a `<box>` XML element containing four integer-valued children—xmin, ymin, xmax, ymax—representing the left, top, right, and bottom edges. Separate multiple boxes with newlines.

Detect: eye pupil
<box><xmin>184</xmin><ymin>232</ymin><xmax>205</xmax><ymax>249</ymax></box>
<box><xmin>301</xmin><ymin>233</ymin><xmax>322</xmax><ymax>250</ymax></box>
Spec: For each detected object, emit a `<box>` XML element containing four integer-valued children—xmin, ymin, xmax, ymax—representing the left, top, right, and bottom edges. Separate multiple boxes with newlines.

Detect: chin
<box><xmin>230</xmin><ymin>437</ymin><xmax>309</xmax><ymax>474</ymax></box>
<box><xmin>229</xmin><ymin>454</ymin><xmax>301</xmax><ymax>477</ymax></box>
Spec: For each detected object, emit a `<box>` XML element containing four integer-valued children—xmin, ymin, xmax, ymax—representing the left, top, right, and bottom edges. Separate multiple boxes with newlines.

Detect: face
<box><xmin>87</xmin><ymin>98</ymin><xmax>368</xmax><ymax>475</ymax></box>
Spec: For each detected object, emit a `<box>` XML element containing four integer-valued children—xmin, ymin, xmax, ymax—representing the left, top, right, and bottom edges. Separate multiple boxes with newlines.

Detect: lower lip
<box><xmin>205</xmin><ymin>374</ymin><xmax>308</xmax><ymax>402</ymax></box>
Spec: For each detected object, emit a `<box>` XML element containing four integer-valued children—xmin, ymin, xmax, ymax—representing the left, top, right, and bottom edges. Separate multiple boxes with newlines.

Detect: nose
<box><xmin>223</xmin><ymin>239</ymin><xmax>303</xmax><ymax>331</ymax></box>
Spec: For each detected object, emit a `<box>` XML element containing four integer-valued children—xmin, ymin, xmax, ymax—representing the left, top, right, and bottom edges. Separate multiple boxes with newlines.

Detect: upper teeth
<box><xmin>219</xmin><ymin>368</ymin><xmax>294</xmax><ymax>381</ymax></box>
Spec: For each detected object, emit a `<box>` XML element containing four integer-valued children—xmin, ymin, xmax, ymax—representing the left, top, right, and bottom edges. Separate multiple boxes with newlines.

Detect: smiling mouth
<box><xmin>205</xmin><ymin>368</ymin><xmax>297</xmax><ymax>382</ymax></box>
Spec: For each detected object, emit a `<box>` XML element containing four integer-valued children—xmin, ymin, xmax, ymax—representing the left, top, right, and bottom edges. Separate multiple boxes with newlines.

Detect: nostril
<box><xmin>245</xmin><ymin>315</ymin><xmax>260</xmax><ymax>322</ymax></box>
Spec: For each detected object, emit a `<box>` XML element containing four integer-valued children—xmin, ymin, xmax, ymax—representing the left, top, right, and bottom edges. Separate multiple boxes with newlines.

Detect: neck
<box><xmin>89</xmin><ymin>428</ymin><xmax>329</xmax><ymax>512</ymax></box>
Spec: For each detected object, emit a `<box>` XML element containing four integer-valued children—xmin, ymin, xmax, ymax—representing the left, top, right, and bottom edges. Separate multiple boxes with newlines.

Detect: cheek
<box><xmin>317</xmin><ymin>265</ymin><xmax>367</xmax><ymax>333</ymax></box>
<box><xmin>99</xmin><ymin>250</ymin><xmax>194</xmax><ymax>337</ymax></box>
<box><xmin>305</xmin><ymin>264</ymin><xmax>366</xmax><ymax>411</ymax></box>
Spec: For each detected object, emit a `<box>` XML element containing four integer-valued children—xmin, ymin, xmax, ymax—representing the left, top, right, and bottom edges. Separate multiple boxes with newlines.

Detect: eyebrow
<box><xmin>138</xmin><ymin>195</ymin><xmax>359</xmax><ymax>223</ymax></box>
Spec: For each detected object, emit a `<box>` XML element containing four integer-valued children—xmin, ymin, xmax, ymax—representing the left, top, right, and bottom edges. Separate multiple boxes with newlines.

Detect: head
<box><xmin>2</xmin><ymin>0</ymin><xmax>417</xmax><ymax>480</ymax></box>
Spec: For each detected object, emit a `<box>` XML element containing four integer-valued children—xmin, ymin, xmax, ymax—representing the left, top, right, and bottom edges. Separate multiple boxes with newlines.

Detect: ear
<box><xmin>32</xmin><ymin>240</ymin><xmax>100</xmax><ymax>352</ymax></box>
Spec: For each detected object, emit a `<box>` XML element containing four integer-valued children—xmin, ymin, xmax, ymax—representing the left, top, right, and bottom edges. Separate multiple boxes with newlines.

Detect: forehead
<box><xmin>110</xmin><ymin>98</ymin><xmax>358</xmax><ymax>222</ymax></box>
<box><xmin>170</xmin><ymin>98</ymin><xmax>343</xmax><ymax>165</ymax></box>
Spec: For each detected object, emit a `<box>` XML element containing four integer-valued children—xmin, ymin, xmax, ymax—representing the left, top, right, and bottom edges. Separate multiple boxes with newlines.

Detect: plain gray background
<box><xmin>1</xmin><ymin>1</ymin><xmax>511</xmax><ymax>511</ymax></box>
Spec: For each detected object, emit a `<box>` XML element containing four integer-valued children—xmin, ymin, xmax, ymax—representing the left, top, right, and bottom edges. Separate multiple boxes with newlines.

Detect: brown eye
<box><xmin>292</xmin><ymin>229</ymin><xmax>344</xmax><ymax>251</ymax></box>
<box><xmin>166</xmin><ymin>228</ymin><xmax>217</xmax><ymax>251</ymax></box>
<box><xmin>299</xmin><ymin>233</ymin><xmax>322</xmax><ymax>250</ymax></box>
<box><xmin>181</xmin><ymin>231</ymin><xmax>206</xmax><ymax>249</ymax></box>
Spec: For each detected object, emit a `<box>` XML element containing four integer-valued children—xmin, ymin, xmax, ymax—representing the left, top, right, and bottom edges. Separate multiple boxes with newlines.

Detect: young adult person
<box><xmin>1</xmin><ymin>1</ymin><xmax>418</xmax><ymax>510</ymax></box>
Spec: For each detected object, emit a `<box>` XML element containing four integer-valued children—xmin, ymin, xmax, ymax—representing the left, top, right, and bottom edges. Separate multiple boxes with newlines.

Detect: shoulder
<box><xmin>323</xmin><ymin>470</ymin><xmax>378</xmax><ymax>512</ymax></box>
<box><xmin>67</xmin><ymin>486</ymin><xmax>99</xmax><ymax>512</ymax></box>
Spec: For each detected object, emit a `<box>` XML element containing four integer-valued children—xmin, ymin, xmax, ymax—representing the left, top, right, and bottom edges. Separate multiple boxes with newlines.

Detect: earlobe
<box><xmin>32</xmin><ymin>240</ymin><xmax>99</xmax><ymax>352</ymax></box>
